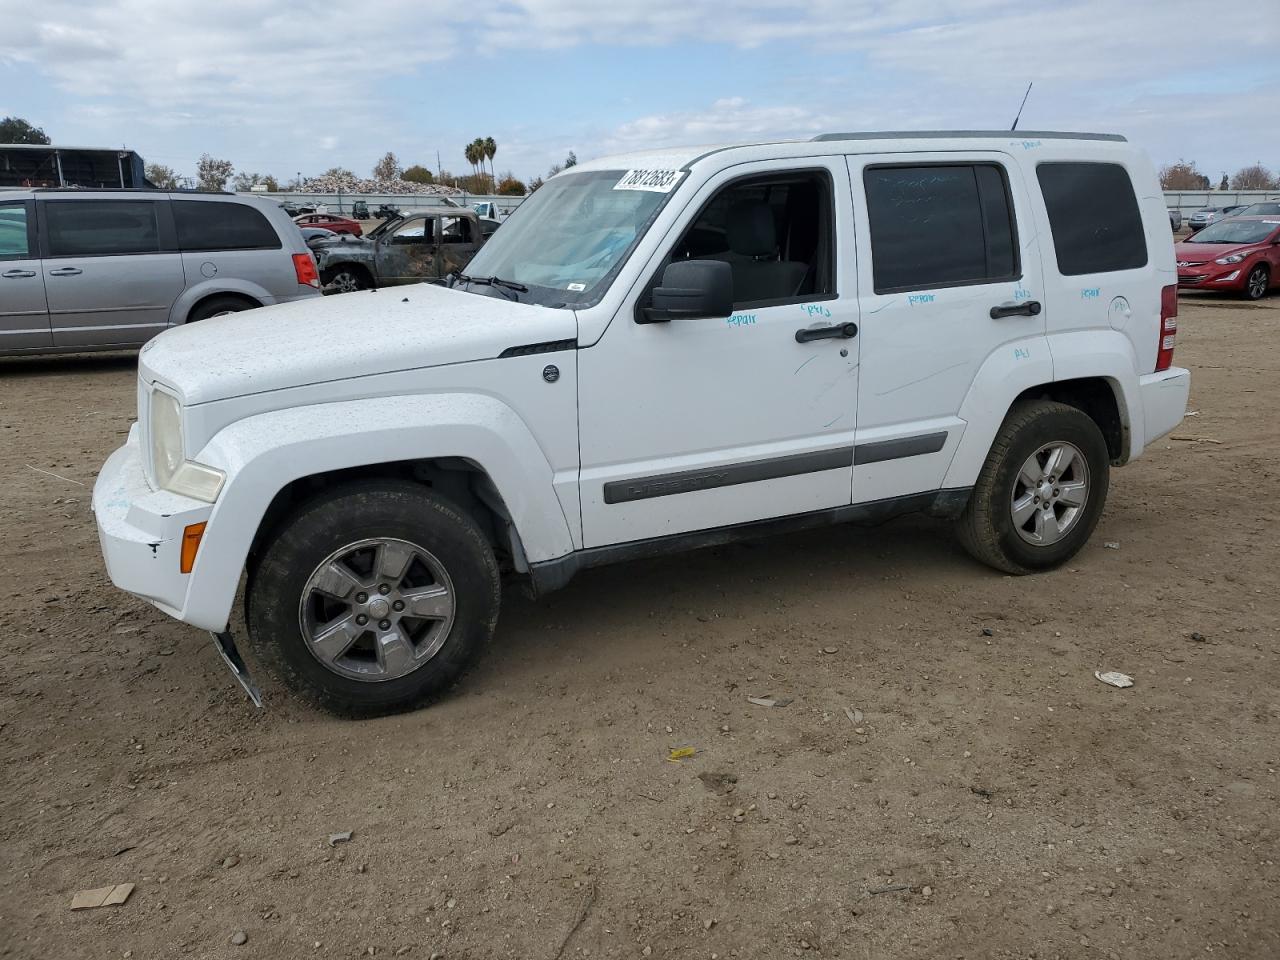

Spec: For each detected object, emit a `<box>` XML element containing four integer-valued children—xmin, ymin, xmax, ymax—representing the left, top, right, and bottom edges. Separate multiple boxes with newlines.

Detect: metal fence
<box><xmin>249</xmin><ymin>191</ymin><xmax>527</xmax><ymax>217</ymax></box>
<box><xmin>247</xmin><ymin>189</ymin><xmax>1278</xmax><ymax>220</ymax></box>
<box><xmin>1164</xmin><ymin>190</ymin><xmax>1280</xmax><ymax>217</ymax></box>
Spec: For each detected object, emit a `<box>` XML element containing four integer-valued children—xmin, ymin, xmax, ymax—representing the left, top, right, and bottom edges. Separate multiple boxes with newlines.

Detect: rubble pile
<box><xmin>298</xmin><ymin>172</ymin><xmax>463</xmax><ymax>196</ymax></box>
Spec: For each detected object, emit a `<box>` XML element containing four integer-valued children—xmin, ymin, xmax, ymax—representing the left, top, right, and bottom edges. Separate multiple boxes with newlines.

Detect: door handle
<box><xmin>2</xmin><ymin>269</ymin><xmax>37</xmax><ymax>279</ymax></box>
<box><xmin>48</xmin><ymin>267</ymin><xmax>83</xmax><ymax>277</ymax></box>
<box><xmin>990</xmin><ymin>300</ymin><xmax>1041</xmax><ymax>319</ymax></box>
<box><xmin>795</xmin><ymin>322</ymin><xmax>858</xmax><ymax>343</ymax></box>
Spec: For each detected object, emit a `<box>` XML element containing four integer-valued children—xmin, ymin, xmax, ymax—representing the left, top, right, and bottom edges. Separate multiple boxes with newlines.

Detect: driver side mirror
<box><xmin>639</xmin><ymin>260</ymin><xmax>733</xmax><ymax>324</ymax></box>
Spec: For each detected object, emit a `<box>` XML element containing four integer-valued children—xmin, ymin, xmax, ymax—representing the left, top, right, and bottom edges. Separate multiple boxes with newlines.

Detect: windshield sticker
<box><xmin>614</xmin><ymin>169</ymin><xmax>684</xmax><ymax>193</ymax></box>
<box><xmin>566</xmin><ymin>282</ymin><xmax>587</xmax><ymax>292</ymax></box>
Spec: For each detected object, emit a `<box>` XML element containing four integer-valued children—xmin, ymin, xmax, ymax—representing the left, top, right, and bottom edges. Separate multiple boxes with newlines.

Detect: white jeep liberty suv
<box><xmin>93</xmin><ymin>130</ymin><xmax>1190</xmax><ymax>715</ymax></box>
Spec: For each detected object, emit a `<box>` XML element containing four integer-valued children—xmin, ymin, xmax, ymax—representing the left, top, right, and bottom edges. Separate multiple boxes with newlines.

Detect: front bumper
<box><xmin>1139</xmin><ymin>367</ymin><xmax>1191</xmax><ymax>449</ymax></box>
<box><xmin>92</xmin><ymin>424</ymin><xmax>213</xmax><ymax>620</ymax></box>
<box><xmin>1178</xmin><ymin>262</ymin><xmax>1244</xmax><ymax>290</ymax></box>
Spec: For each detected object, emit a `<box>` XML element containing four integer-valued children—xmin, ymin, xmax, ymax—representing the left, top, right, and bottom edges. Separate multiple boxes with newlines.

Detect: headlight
<box><xmin>1214</xmin><ymin>253</ymin><xmax>1246</xmax><ymax>264</ymax></box>
<box><xmin>149</xmin><ymin>389</ymin><xmax>226</xmax><ymax>503</ymax></box>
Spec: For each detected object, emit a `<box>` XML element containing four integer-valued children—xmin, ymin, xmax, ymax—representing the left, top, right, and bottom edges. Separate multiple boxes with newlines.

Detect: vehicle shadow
<box><xmin>0</xmin><ymin>352</ymin><xmax>138</xmax><ymax>376</ymax></box>
<box><xmin>483</xmin><ymin>514</ymin><xmax>972</xmax><ymax>674</ymax></box>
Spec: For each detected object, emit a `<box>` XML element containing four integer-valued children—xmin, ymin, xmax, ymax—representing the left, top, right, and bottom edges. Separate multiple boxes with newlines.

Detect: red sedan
<box><xmin>294</xmin><ymin>213</ymin><xmax>363</xmax><ymax>237</ymax></box>
<box><xmin>1176</xmin><ymin>216</ymin><xmax>1279</xmax><ymax>300</ymax></box>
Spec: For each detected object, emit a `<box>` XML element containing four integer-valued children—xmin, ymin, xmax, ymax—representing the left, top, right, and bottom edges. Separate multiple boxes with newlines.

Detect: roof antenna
<box><xmin>1011</xmin><ymin>82</ymin><xmax>1033</xmax><ymax>131</ymax></box>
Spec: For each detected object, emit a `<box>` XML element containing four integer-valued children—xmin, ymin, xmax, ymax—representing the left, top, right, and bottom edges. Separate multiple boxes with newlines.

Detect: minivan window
<box><xmin>864</xmin><ymin>164</ymin><xmax>1018</xmax><ymax>294</ymax></box>
<box><xmin>0</xmin><ymin>203</ymin><xmax>29</xmax><ymax>258</ymax></box>
<box><xmin>173</xmin><ymin>200</ymin><xmax>281</xmax><ymax>252</ymax></box>
<box><xmin>1036</xmin><ymin>162</ymin><xmax>1147</xmax><ymax>275</ymax></box>
<box><xmin>45</xmin><ymin>200</ymin><xmax>162</xmax><ymax>257</ymax></box>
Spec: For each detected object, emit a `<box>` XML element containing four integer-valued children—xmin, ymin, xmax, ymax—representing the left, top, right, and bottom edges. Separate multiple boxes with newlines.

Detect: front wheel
<box><xmin>1244</xmin><ymin>264</ymin><xmax>1270</xmax><ymax>301</ymax></box>
<box><xmin>321</xmin><ymin>266</ymin><xmax>370</xmax><ymax>295</ymax></box>
<box><xmin>956</xmin><ymin>400</ymin><xmax>1110</xmax><ymax>574</ymax></box>
<box><xmin>246</xmin><ymin>482</ymin><xmax>500</xmax><ymax>715</ymax></box>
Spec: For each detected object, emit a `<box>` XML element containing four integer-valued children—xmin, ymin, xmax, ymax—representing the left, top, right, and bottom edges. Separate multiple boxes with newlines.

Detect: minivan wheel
<box><xmin>1244</xmin><ymin>264</ymin><xmax>1269</xmax><ymax>300</ymax></box>
<box><xmin>188</xmin><ymin>295</ymin><xmax>256</xmax><ymax>322</ymax></box>
<box><xmin>322</xmin><ymin>267</ymin><xmax>369</xmax><ymax>294</ymax></box>
<box><xmin>956</xmin><ymin>400</ymin><xmax>1110</xmax><ymax>575</ymax></box>
<box><xmin>246</xmin><ymin>482</ymin><xmax>500</xmax><ymax>716</ymax></box>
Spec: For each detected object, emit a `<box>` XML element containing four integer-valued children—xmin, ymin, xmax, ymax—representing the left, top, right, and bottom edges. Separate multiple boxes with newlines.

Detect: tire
<box><xmin>956</xmin><ymin>400</ymin><xmax>1110</xmax><ymax>575</ymax></box>
<box><xmin>246</xmin><ymin>482</ymin><xmax>500</xmax><ymax>716</ymax></box>
<box><xmin>321</xmin><ymin>266</ymin><xmax>370</xmax><ymax>295</ymax></box>
<box><xmin>188</xmin><ymin>295</ymin><xmax>256</xmax><ymax>322</ymax></box>
<box><xmin>1243</xmin><ymin>263</ymin><xmax>1269</xmax><ymax>301</ymax></box>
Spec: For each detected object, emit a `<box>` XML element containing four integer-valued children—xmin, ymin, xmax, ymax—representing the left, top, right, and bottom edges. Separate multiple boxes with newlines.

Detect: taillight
<box><xmin>293</xmin><ymin>252</ymin><xmax>320</xmax><ymax>289</ymax></box>
<box><xmin>1156</xmin><ymin>284</ymin><xmax>1177</xmax><ymax>372</ymax></box>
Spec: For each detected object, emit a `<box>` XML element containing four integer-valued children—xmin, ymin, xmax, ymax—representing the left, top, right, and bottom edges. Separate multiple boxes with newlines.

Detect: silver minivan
<box><xmin>0</xmin><ymin>189</ymin><xmax>321</xmax><ymax>356</ymax></box>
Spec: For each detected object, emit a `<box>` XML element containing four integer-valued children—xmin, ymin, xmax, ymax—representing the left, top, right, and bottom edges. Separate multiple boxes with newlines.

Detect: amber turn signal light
<box><xmin>180</xmin><ymin>522</ymin><xmax>207</xmax><ymax>574</ymax></box>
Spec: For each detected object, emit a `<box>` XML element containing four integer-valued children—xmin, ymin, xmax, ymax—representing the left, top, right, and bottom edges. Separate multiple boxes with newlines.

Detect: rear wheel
<box><xmin>246</xmin><ymin>482</ymin><xmax>500</xmax><ymax>715</ymax></box>
<box><xmin>1244</xmin><ymin>263</ymin><xmax>1269</xmax><ymax>300</ymax></box>
<box><xmin>321</xmin><ymin>266</ymin><xmax>370</xmax><ymax>294</ymax></box>
<box><xmin>956</xmin><ymin>400</ymin><xmax>1110</xmax><ymax>574</ymax></box>
<box><xmin>188</xmin><ymin>295</ymin><xmax>257</xmax><ymax>322</ymax></box>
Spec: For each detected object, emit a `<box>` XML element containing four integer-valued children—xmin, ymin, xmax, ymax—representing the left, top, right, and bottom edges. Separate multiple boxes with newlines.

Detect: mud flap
<box><xmin>211</xmin><ymin>630</ymin><xmax>264</xmax><ymax>708</ymax></box>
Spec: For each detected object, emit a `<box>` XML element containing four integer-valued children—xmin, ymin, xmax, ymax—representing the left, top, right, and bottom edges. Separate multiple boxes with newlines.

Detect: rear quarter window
<box><xmin>173</xmin><ymin>200</ymin><xmax>282</xmax><ymax>252</ymax></box>
<box><xmin>1036</xmin><ymin>162</ymin><xmax>1147</xmax><ymax>275</ymax></box>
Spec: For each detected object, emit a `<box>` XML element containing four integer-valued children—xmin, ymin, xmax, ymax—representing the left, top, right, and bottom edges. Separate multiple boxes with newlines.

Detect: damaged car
<box><xmin>312</xmin><ymin>209</ymin><xmax>485</xmax><ymax>293</ymax></box>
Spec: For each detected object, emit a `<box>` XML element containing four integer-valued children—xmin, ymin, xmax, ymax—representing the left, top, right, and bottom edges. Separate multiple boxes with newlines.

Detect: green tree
<box><xmin>483</xmin><ymin>136</ymin><xmax>497</xmax><ymax>181</ymax></box>
<box><xmin>496</xmin><ymin>175</ymin><xmax>527</xmax><ymax>196</ymax></box>
<box><xmin>231</xmin><ymin>171</ymin><xmax>279</xmax><ymax>191</ymax></box>
<box><xmin>0</xmin><ymin>116</ymin><xmax>50</xmax><ymax>144</ymax></box>
<box><xmin>1218</xmin><ymin>173</ymin><xmax>1229</xmax><ymax>191</ymax></box>
<box><xmin>196</xmin><ymin>154</ymin><xmax>235</xmax><ymax>192</ymax></box>
<box><xmin>145</xmin><ymin>162</ymin><xmax>179</xmax><ymax>189</ymax></box>
<box><xmin>563</xmin><ymin>150</ymin><xmax>577</xmax><ymax>168</ymax></box>
<box><xmin>402</xmin><ymin>164</ymin><xmax>435</xmax><ymax>184</ymax></box>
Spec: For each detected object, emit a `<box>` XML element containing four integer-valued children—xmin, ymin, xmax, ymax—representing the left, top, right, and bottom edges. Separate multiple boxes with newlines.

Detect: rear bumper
<box><xmin>1139</xmin><ymin>367</ymin><xmax>1190</xmax><ymax>449</ymax></box>
<box><xmin>92</xmin><ymin>425</ymin><xmax>213</xmax><ymax>620</ymax></box>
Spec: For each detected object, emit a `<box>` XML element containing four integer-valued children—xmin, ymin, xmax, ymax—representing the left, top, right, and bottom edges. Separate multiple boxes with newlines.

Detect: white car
<box><xmin>93</xmin><ymin>130</ymin><xmax>1190</xmax><ymax>715</ymax></box>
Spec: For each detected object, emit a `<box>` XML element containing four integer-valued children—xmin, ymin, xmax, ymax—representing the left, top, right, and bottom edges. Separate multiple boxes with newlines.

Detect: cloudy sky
<box><xmin>2</xmin><ymin>0</ymin><xmax>1277</xmax><ymax>185</ymax></box>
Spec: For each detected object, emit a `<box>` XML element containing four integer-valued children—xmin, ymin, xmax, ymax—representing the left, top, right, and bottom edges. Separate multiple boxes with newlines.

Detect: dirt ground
<box><xmin>1</xmin><ymin>293</ymin><xmax>1277</xmax><ymax>960</ymax></box>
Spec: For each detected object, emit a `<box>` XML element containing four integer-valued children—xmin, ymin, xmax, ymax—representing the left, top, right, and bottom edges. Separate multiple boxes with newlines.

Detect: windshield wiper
<box><xmin>454</xmin><ymin>273</ymin><xmax>528</xmax><ymax>296</ymax></box>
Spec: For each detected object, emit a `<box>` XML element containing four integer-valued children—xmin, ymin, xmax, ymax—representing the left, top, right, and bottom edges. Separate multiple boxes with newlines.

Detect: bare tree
<box><xmin>1230</xmin><ymin>164</ymin><xmax>1278</xmax><ymax>190</ymax></box>
<box><xmin>196</xmin><ymin>154</ymin><xmax>235</xmax><ymax>192</ymax></box>
<box><xmin>372</xmin><ymin>152</ymin><xmax>401</xmax><ymax>181</ymax></box>
<box><xmin>145</xmin><ymin>163</ymin><xmax>179</xmax><ymax>189</ymax></box>
<box><xmin>1159</xmin><ymin>160</ymin><xmax>1204</xmax><ymax>191</ymax></box>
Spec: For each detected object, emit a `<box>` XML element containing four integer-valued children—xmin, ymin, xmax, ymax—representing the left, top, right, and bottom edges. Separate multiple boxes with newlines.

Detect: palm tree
<box><xmin>463</xmin><ymin>142</ymin><xmax>479</xmax><ymax>178</ymax></box>
<box><xmin>483</xmin><ymin>137</ymin><xmax>497</xmax><ymax>187</ymax></box>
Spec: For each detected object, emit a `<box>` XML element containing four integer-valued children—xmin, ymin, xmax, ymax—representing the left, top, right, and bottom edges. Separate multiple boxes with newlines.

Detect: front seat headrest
<box><xmin>725</xmin><ymin>201</ymin><xmax>777</xmax><ymax>257</ymax></box>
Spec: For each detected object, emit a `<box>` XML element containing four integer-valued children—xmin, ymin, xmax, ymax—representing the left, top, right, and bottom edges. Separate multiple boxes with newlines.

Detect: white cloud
<box><xmin>2</xmin><ymin>0</ymin><xmax>1276</xmax><ymax>179</ymax></box>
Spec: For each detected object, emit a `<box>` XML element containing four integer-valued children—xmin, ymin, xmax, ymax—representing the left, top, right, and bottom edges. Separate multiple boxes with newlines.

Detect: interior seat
<box><xmin>709</xmin><ymin>200</ymin><xmax>809</xmax><ymax>304</ymax></box>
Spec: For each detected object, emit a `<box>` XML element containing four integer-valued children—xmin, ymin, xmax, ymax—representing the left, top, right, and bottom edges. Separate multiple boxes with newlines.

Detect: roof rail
<box><xmin>811</xmin><ymin>130</ymin><xmax>1126</xmax><ymax>143</ymax></box>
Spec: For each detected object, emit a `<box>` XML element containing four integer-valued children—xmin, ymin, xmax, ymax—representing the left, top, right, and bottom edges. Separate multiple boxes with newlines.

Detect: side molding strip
<box><xmin>853</xmin><ymin>431</ymin><xmax>948</xmax><ymax>466</ymax></box>
<box><xmin>603</xmin><ymin>447</ymin><xmax>855</xmax><ymax>504</ymax></box>
<box><xmin>498</xmin><ymin>339</ymin><xmax>578</xmax><ymax>358</ymax></box>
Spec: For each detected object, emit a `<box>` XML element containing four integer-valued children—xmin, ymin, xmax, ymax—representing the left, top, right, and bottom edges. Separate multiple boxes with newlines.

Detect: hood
<box><xmin>139</xmin><ymin>283</ymin><xmax>577</xmax><ymax>405</ymax></box>
<box><xmin>1175</xmin><ymin>240</ymin><xmax>1258</xmax><ymax>263</ymax></box>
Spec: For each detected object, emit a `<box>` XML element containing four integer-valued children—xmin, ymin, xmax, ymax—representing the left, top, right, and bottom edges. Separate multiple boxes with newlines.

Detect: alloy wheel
<box><xmin>298</xmin><ymin>538</ymin><xmax>455</xmax><ymax>682</ymax></box>
<box><xmin>1010</xmin><ymin>442</ymin><xmax>1091</xmax><ymax>546</ymax></box>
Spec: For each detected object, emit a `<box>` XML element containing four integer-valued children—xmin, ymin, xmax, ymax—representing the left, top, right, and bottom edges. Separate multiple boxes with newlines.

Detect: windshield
<box><xmin>459</xmin><ymin>169</ymin><xmax>674</xmax><ymax>307</ymax></box>
<box><xmin>1238</xmin><ymin>202</ymin><xmax>1280</xmax><ymax>216</ymax></box>
<box><xmin>1187</xmin><ymin>219</ymin><xmax>1278</xmax><ymax>244</ymax></box>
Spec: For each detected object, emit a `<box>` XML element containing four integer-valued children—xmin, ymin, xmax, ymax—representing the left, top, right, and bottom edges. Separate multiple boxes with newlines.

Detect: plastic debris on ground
<box><xmin>746</xmin><ymin>695</ymin><xmax>793</xmax><ymax>708</ymax></box>
<box><xmin>70</xmin><ymin>883</ymin><xmax>134</xmax><ymax>910</ymax></box>
<box><xmin>327</xmin><ymin>831</ymin><xmax>353</xmax><ymax>847</ymax></box>
<box><xmin>667</xmin><ymin>747</ymin><xmax>697</xmax><ymax>763</ymax></box>
<box><xmin>1094</xmin><ymin>670</ymin><xmax>1134</xmax><ymax>688</ymax></box>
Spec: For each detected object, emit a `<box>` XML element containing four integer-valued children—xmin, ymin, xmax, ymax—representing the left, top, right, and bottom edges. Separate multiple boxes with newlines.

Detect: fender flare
<box><xmin>941</xmin><ymin>331</ymin><xmax>1142</xmax><ymax>489</ymax></box>
<box><xmin>169</xmin><ymin>278</ymin><xmax>276</xmax><ymax>325</ymax></box>
<box><xmin>177</xmin><ymin>393</ymin><xmax>575</xmax><ymax>631</ymax></box>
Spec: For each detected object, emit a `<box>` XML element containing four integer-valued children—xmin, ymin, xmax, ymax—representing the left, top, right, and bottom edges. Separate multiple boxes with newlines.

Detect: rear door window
<box><xmin>173</xmin><ymin>200</ymin><xmax>281</xmax><ymax>251</ymax></box>
<box><xmin>863</xmin><ymin>164</ymin><xmax>1018</xmax><ymax>293</ymax></box>
<box><xmin>1036</xmin><ymin>162</ymin><xmax>1147</xmax><ymax>275</ymax></box>
<box><xmin>0</xmin><ymin>202</ymin><xmax>31</xmax><ymax>258</ymax></box>
<box><xmin>44</xmin><ymin>200</ymin><xmax>162</xmax><ymax>257</ymax></box>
